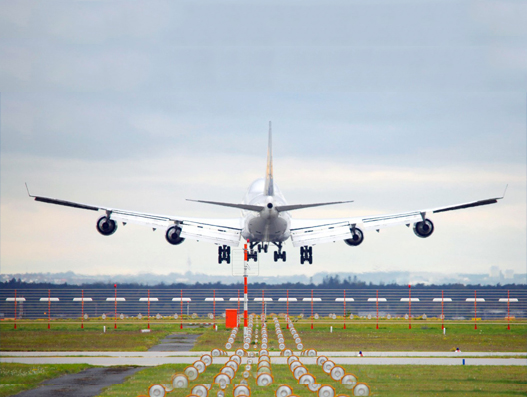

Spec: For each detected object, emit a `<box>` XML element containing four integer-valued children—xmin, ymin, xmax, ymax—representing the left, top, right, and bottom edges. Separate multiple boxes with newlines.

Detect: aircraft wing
<box><xmin>26</xmin><ymin>186</ymin><xmax>243</xmax><ymax>246</ymax></box>
<box><xmin>289</xmin><ymin>193</ymin><xmax>505</xmax><ymax>247</ymax></box>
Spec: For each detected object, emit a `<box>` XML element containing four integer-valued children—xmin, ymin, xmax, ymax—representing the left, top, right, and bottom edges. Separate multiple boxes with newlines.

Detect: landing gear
<box><xmin>218</xmin><ymin>245</ymin><xmax>231</xmax><ymax>264</ymax></box>
<box><xmin>257</xmin><ymin>244</ymin><xmax>269</xmax><ymax>253</ymax></box>
<box><xmin>247</xmin><ymin>250</ymin><xmax>258</xmax><ymax>262</ymax></box>
<box><xmin>272</xmin><ymin>242</ymin><xmax>286</xmax><ymax>262</ymax></box>
<box><xmin>247</xmin><ymin>241</ymin><xmax>259</xmax><ymax>262</ymax></box>
<box><xmin>300</xmin><ymin>246</ymin><xmax>313</xmax><ymax>265</ymax></box>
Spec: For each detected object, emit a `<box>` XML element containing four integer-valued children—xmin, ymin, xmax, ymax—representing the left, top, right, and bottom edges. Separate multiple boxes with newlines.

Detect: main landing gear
<box><xmin>218</xmin><ymin>245</ymin><xmax>231</xmax><ymax>264</ymax></box>
<box><xmin>300</xmin><ymin>246</ymin><xmax>313</xmax><ymax>265</ymax></box>
<box><xmin>273</xmin><ymin>242</ymin><xmax>286</xmax><ymax>262</ymax></box>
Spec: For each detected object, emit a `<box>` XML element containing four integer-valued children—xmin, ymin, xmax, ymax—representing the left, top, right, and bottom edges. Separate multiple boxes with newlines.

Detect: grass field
<box><xmin>1</xmin><ymin>320</ymin><xmax>526</xmax><ymax>352</ymax></box>
<box><xmin>0</xmin><ymin>363</ymin><xmax>91</xmax><ymax>397</ymax></box>
<box><xmin>94</xmin><ymin>363</ymin><xmax>527</xmax><ymax>397</ymax></box>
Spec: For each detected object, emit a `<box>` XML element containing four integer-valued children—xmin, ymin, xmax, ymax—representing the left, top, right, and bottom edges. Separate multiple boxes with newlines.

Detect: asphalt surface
<box><xmin>11</xmin><ymin>367</ymin><xmax>144</xmax><ymax>397</ymax></box>
<box><xmin>147</xmin><ymin>332</ymin><xmax>201</xmax><ymax>351</ymax></box>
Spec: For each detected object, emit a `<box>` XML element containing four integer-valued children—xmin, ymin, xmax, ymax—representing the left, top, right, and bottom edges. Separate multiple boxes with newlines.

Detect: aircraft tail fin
<box><xmin>264</xmin><ymin>121</ymin><xmax>274</xmax><ymax>196</ymax></box>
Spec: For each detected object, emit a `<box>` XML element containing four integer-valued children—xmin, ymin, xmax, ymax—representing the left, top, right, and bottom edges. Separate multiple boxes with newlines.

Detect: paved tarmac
<box><xmin>11</xmin><ymin>367</ymin><xmax>144</xmax><ymax>397</ymax></box>
<box><xmin>147</xmin><ymin>333</ymin><xmax>201</xmax><ymax>351</ymax></box>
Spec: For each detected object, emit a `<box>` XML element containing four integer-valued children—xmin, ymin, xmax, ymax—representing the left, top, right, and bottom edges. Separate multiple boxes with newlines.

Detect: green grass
<box><xmin>192</xmin><ymin>322</ymin><xmax>527</xmax><ymax>352</ymax></box>
<box><xmin>96</xmin><ymin>363</ymin><xmax>527</xmax><ymax>397</ymax></box>
<box><xmin>1</xmin><ymin>320</ymin><xmax>526</xmax><ymax>352</ymax></box>
<box><xmin>0</xmin><ymin>322</ymin><xmax>205</xmax><ymax>351</ymax></box>
<box><xmin>0</xmin><ymin>363</ymin><xmax>91</xmax><ymax>397</ymax></box>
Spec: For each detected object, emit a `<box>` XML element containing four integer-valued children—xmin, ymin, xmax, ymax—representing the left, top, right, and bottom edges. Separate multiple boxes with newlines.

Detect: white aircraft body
<box><xmin>27</xmin><ymin>123</ymin><xmax>505</xmax><ymax>265</ymax></box>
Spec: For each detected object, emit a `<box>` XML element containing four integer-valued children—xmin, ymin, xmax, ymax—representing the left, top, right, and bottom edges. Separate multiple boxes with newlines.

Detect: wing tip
<box><xmin>25</xmin><ymin>182</ymin><xmax>34</xmax><ymax>198</ymax></box>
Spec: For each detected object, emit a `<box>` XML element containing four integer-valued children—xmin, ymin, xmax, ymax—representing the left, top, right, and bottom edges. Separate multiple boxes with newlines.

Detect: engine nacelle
<box><xmin>96</xmin><ymin>216</ymin><xmax>118</xmax><ymax>236</ymax></box>
<box><xmin>344</xmin><ymin>227</ymin><xmax>364</xmax><ymax>246</ymax></box>
<box><xmin>166</xmin><ymin>226</ymin><xmax>185</xmax><ymax>245</ymax></box>
<box><xmin>413</xmin><ymin>219</ymin><xmax>434</xmax><ymax>238</ymax></box>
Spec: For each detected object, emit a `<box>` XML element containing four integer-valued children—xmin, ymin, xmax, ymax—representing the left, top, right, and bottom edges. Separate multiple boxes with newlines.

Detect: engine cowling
<box><xmin>166</xmin><ymin>226</ymin><xmax>185</xmax><ymax>245</ymax></box>
<box><xmin>413</xmin><ymin>219</ymin><xmax>434</xmax><ymax>238</ymax></box>
<box><xmin>96</xmin><ymin>216</ymin><xmax>118</xmax><ymax>236</ymax></box>
<box><xmin>344</xmin><ymin>227</ymin><xmax>364</xmax><ymax>246</ymax></box>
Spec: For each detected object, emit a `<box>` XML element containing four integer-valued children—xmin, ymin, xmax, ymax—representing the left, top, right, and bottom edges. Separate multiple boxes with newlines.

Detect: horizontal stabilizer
<box><xmin>276</xmin><ymin>201</ymin><xmax>353</xmax><ymax>212</ymax></box>
<box><xmin>187</xmin><ymin>199</ymin><xmax>264</xmax><ymax>212</ymax></box>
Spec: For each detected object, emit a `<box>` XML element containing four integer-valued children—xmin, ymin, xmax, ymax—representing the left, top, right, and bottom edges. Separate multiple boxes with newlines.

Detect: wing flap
<box><xmin>180</xmin><ymin>221</ymin><xmax>241</xmax><ymax>246</ymax></box>
<box><xmin>290</xmin><ymin>222</ymin><xmax>352</xmax><ymax>247</ymax></box>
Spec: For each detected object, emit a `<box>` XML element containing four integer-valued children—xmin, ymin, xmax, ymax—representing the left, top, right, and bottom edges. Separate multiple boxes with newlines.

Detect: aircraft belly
<box><xmin>247</xmin><ymin>216</ymin><xmax>288</xmax><ymax>242</ymax></box>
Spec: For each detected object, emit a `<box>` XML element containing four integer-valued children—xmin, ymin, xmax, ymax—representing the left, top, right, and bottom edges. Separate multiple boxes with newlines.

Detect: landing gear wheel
<box><xmin>282</xmin><ymin>251</ymin><xmax>286</xmax><ymax>261</ymax></box>
<box><xmin>273</xmin><ymin>251</ymin><xmax>278</xmax><ymax>262</ymax></box>
<box><xmin>218</xmin><ymin>245</ymin><xmax>231</xmax><ymax>264</ymax></box>
<box><xmin>264</xmin><ymin>244</ymin><xmax>268</xmax><ymax>253</ymax></box>
<box><xmin>300</xmin><ymin>246</ymin><xmax>313</xmax><ymax>265</ymax></box>
<box><xmin>258</xmin><ymin>244</ymin><xmax>262</xmax><ymax>253</ymax></box>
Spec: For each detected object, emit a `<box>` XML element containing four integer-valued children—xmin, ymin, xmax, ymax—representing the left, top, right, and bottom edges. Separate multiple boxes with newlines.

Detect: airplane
<box><xmin>26</xmin><ymin>122</ymin><xmax>506</xmax><ymax>265</ymax></box>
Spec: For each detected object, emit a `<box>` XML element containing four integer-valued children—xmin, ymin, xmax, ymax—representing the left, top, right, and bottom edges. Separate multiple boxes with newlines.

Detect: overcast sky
<box><xmin>1</xmin><ymin>0</ymin><xmax>526</xmax><ymax>280</ymax></box>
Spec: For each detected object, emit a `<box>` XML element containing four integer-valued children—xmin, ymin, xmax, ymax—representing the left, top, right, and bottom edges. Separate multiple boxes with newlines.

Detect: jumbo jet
<box><xmin>27</xmin><ymin>122</ymin><xmax>505</xmax><ymax>265</ymax></box>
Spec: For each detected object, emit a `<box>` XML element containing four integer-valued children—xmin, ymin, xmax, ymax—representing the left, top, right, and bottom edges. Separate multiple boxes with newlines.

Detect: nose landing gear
<box><xmin>300</xmin><ymin>246</ymin><xmax>313</xmax><ymax>265</ymax></box>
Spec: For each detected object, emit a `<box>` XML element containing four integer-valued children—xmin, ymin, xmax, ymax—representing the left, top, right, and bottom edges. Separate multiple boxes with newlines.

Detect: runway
<box><xmin>1</xmin><ymin>351</ymin><xmax>525</xmax><ymax>366</ymax></box>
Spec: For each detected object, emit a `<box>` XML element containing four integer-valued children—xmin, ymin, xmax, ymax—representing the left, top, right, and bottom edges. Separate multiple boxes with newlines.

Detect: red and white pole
<box><xmin>507</xmin><ymin>290</ymin><xmax>511</xmax><ymax>330</ymax></box>
<box><xmin>311</xmin><ymin>289</ymin><xmax>314</xmax><ymax>330</ymax></box>
<box><xmin>213</xmin><ymin>289</ymin><xmax>216</xmax><ymax>327</ymax></box>
<box><xmin>376</xmin><ymin>289</ymin><xmax>379</xmax><ymax>330</ymax></box>
<box><xmin>343</xmin><ymin>289</ymin><xmax>347</xmax><ymax>330</ymax></box>
<box><xmin>474</xmin><ymin>290</ymin><xmax>478</xmax><ymax>330</ymax></box>
<box><xmin>147</xmin><ymin>289</ymin><xmax>150</xmax><ymax>329</ymax></box>
<box><xmin>408</xmin><ymin>284</ymin><xmax>412</xmax><ymax>330</ymax></box>
<box><xmin>81</xmin><ymin>289</ymin><xmax>84</xmax><ymax>329</ymax></box>
<box><xmin>244</xmin><ymin>240</ymin><xmax>248</xmax><ymax>328</ymax></box>
<box><xmin>286</xmin><ymin>289</ymin><xmax>289</xmax><ymax>329</ymax></box>
<box><xmin>48</xmin><ymin>289</ymin><xmax>51</xmax><ymax>330</ymax></box>
<box><xmin>114</xmin><ymin>284</ymin><xmax>117</xmax><ymax>329</ymax></box>
<box><xmin>14</xmin><ymin>289</ymin><xmax>17</xmax><ymax>330</ymax></box>
<box><xmin>441</xmin><ymin>290</ymin><xmax>444</xmax><ymax>330</ymax></box>
<box><xmin>180</xmin><ymin>289</ymin><xmax>183</xmax><ymax>330</ymax></box>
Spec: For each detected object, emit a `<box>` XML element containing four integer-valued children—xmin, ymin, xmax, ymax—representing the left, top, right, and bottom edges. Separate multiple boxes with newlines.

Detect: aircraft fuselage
<box><xmin>241</xmin><ymin>178</ymin><xmax>291</xmax><ymax>243</ymax></box>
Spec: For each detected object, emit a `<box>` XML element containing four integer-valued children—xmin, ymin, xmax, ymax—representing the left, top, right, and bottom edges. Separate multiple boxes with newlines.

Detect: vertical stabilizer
<box><xmin>264</xmin><ymin>121</ymin><xmax>274</xmax><ymax>196</ymax></box>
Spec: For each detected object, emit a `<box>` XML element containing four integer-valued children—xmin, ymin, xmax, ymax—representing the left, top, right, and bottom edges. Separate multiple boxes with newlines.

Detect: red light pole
<box><xmin>147</xmin><ymin>289</ymin><xmax>150</xmax><ymax>329</ymax></box>
<box><xmin>114</xmin><ymin>284</ymin><xmax>117</xmax><ymax>330</ymax></box>
<box><xmin>14</xmin><ymin>290</ymin><xmax>17</xmax><ymax>330</ymax></box>
<box><xmin>474</xmin><ymin>290</ymin><xmax>478</xmax><ymax>330</ymax></box>
<box><xmin>343</xmin><ymin>290</ymin><xmax>347</xmax><ymax>330</ymax></box>
<box><xmin>408</xmin><ymin>284</ymin><xmax>412</xmax><ymax>330</ymax></box>
<box><xmin>507</xmin><ymin>290</ymin><xmax>511</xmax><ymax>330</ymax></box>
<box><xmin>47</xmin><ymin>289</ymin><xmax>51</xmax><ymax>330</ymax></box>
<box><xmin>244</xmin><ymin>240</ymin><xmax>248</xmax><ymax>328</ymax></box>
<box><xmin>81</xmin><ymin>289</ymin><xmax>84</xmax><ymax>329</ymax></box>
<box><xmin>286</xmin><ymin>290</ymin><xmax>289</xmax><ymax>329</ymax></box>
<box><xmin>441</xmin><ymin>290</ymin><xmax>444</xmax><ymax>330</ymax></box>
<box><xmin>180</xmin><ymin>289</ymin><xmax>183</xmax><ymax>330</ymax></box>
<box><xmin>213</xmin><ymin>289</ymin><xmax>216</xmax><ymax>327</ymax></box>
<box><xmin>311</xmin><ymin>289</ymin><xmax>314</xmax><ymax>330</ymax></box>
<box><xmin>376</xmin><ymin>290</ymin><xmax>379</xmax><ymax>330</ymax></box>
<box><xmin>261</xmin><ymin>290</ymin><xmax>265</xmax><ymax>318</ymax></box>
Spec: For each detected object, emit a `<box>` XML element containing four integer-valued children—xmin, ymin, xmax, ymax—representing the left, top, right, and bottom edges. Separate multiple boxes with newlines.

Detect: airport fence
<box><xmin>1</xmin><ymin>287</ymin><xmax>525</xmax><ymax>326</ymax></box>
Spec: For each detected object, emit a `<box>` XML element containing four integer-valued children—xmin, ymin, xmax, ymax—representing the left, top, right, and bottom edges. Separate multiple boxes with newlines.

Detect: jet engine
<box><xmin>96</xmin><ymin>216</ymin><xmax>117</xmax><ymax>236</ymax></box>
<box><xmin>166</xmin><ymin>225</ymin><xmax>185</xmax><ymax>245</ymax></box>
<box><xmin>413</xmin><ymin>219</ymin><xmax>434</xmax><ymax>238</ymax></box>
<box><xmin>344</xmin><ymin>227</ymin><xmax>364</xmax><ymax>246</ymax></box>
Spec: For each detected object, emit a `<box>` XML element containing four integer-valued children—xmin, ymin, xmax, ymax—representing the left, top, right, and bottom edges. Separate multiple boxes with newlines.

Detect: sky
<box><xmin>1</xmin><ymin>0</ymin><xmax>526</xmax><ymax>280</ymax></box>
